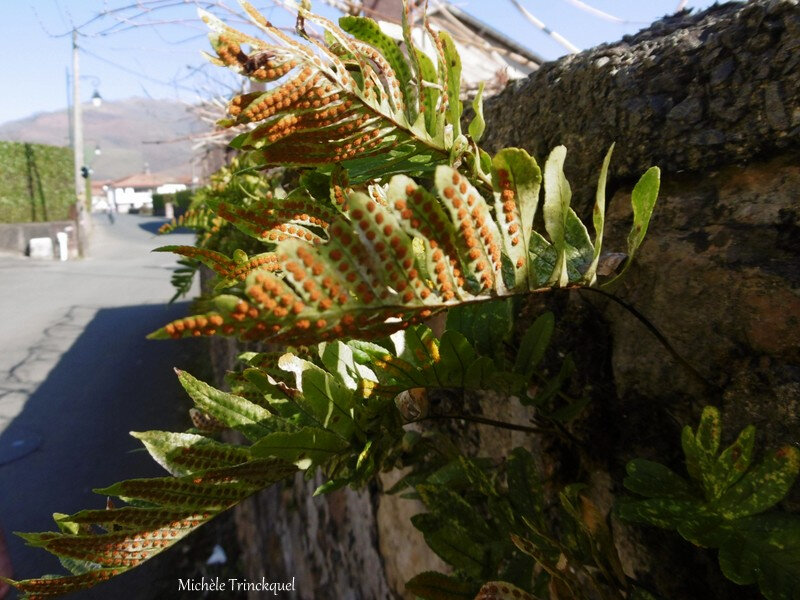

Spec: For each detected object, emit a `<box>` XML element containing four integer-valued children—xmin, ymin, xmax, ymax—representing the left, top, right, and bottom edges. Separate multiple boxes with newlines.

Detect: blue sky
<box><xmin>2</xmin><ymin>0</ymin><xmax>720</xmax><ymax>124</ymax></box>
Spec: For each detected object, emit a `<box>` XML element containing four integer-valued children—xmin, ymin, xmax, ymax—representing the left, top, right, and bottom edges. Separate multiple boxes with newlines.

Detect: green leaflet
<box><xmin>604</xmin><ymin>165</ymin><xmax>660</xmax><ymax>286</ymax></box>
<box><xmin>619</xmin><ymin>405</ymin><xmax>800</xmax><ymax>600</ymax></box>
<box><xmin>404</xmin><ymin>571</ymin><xmax>476</xmax><ymax>600</ymax></box>
<box><xmin>564</xmin><ymin>208</ymin><xmax>594</xmax><ymax>280</ymax></box>
<box><xmin>436</xmin><ymin>330</ymin><xmax>479</xmax><ymax>387</ymax></box>
<box><xmin>337</xmin><ymin>15</ymin><xmax>416</xmax><ymax>122</ymax></box>
<box><xmin>469</xmin><ymin>82</ymin><xmax>486</xmax><ymax>143</ymax></box>
<box><xmin>491</xmin><ymin>148</ymin><xmax>543</xmax><ymax>290</ymax></box>
<box><xmin>411</xmin><ymin>515</ymin><xmax>487</xmax><ymax>579</ymax></box>
<box><xmin>475</xmin><ymin>581</ymin><xmax>537</xmax><ymax>600</ymax></box>
<box><xmin>584</xmin><ymin>144</ymin><xmax>614</xmax><ymax>284</ymax></box>
<box><xmin>445</xmin><ymin>299</ymin><xmax>513</xmax><ymax>362</ymax></box>
<box><xmin>717</xmin><ymin>514</ymin><xmax>800</xmax><ymax>598</ymax></box>
<box><xmin>506</xmin><ymin>448</ymin><xmax>544</xmax><ymax>521</ymax></box>
<box><xmin>513</xmin><ymin>312</ymin><xmax>554</xmax><ymax>382</ymax></box>
<box><xmin>319</xmin><ymin>340</ymin><xmax>360</xmax><ymax>390</ymax></box>
<box><xmin>710</xmin><ymin>424</ymin><xmax>755</xmax><ymax>497</ymax></box>
<box><xmin>542</xmin><ymin>146</ymin><xmax>571</xmax><ymax>287</ymax></box>
<box><xmin>417</xmin><ymin>485</ymin><xmax>495</xmax><ymax>541</ymax></box>
<box><xmin>628</xmin><ymin>167</ymin><xmax>660</xmax><ymax>257</ymax></box>
<box><xmin>251</xmin><ymin>427</ymin><xmax>350</xmax><ymax>469</ymax></box>
<box><xmin>278</xmin><ymin>355</ymin><xmax>359</xmax><ymax>440</ymax></box>
<box><xmin>712</xmin><ymin>445</ymin><xmax>800</xmax><ymax>519</ymax></box>
<box><xmin>176</xmin><ymin>368</ymin><xmax>274</xmax><ymax>442</ymax></box>
<box><xmin>623</xmin><ymin>459</ymin><xmax>694</xmax><ymax>500</ymax></box>
<box><xmin>439</xmin><ymin>31</ymin><xmax>463</xmax><ymax>140</ymax></box>
<box><xmin>131</xmin><ymin>431</ymin><xmax>252</xmax><ymax>477</ymax></box>
<box><xmin>416</xmin><ymin>49</ymin><xmax>442</xmax><ymax>137</ymax></box>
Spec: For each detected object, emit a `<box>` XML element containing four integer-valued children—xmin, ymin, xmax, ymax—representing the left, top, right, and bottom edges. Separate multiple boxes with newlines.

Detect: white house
<box><xmin>107</xmin><ymin>173</ymin><xmax>190</xmax><ymax>213</ymax></box>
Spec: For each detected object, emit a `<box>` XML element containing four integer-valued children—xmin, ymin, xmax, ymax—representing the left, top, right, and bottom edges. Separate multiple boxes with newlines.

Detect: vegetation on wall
<box><xmin>0</xmin><ymin>141</ymin><xmax>74</xmax><ymax>224</ymax></box>
<box><xmin>4</xmin><ymin>2</ymin><xmax>798</xmax><ymax>599</ymax></box>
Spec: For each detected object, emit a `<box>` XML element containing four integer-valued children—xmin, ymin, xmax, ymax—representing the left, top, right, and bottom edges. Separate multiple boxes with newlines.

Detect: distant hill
<box><xmin>0</xmin><ymin>98</ymin><xmax>208</xmax><ymax>181</ymax></box>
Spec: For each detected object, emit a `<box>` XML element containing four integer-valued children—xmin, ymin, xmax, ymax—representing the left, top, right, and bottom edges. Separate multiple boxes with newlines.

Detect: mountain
<box><xmin>0</xmin><ymin>98</ymin><xmax>208</xmax><ymax>181</ymax></box>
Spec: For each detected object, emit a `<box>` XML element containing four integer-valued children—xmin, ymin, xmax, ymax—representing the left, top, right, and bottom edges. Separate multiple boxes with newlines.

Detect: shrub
<box><xmin>0</xmin><ymin>141</ymin><xmax>74</xmax><ymax>223</ymax></box>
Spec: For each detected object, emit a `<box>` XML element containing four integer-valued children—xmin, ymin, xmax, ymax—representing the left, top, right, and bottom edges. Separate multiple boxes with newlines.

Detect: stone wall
<box><xmin>221</xmin><ymin>1</ymin><xmax>800</xmax><ymax>598</ymax></box>
<box><xmin>0</xmin><ymin>220</ymin><xmax>79</xmax><ymax>259</ymax></box>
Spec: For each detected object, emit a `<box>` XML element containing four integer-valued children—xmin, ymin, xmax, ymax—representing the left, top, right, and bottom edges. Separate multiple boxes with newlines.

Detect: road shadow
<box><xmin>0</xmin><ymin>301</ymin><xmax>208</xmax><ymax>599</ymax></box>
<box><xmin>137</xmin><ymin>220</ymin><xmax>192</xmax><ymax>236</ymax></box>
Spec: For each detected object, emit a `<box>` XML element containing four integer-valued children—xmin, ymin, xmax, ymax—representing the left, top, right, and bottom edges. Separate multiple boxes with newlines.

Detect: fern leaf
<box><xmin>150</xmin><ymin>148</ymin><xmax>654</xmax><ymax>346</ymax></box>
<box><xmin>154</xmin><ymin>245</ymin><xmax>279</xmax><ymax>289</ymax></box>
<box><xmin>6</xmin><ymin>458</ymin><xmax>296</xmax><ymax>598</ymax></box>
<box><xmin>157</xmin><ymin>207</ymin><xmax>218</xmax><ymax>235</ymax></box>
<box><xmin>204</xmin><ymin>187</ymin><xmax>337</xmax><ymax>245</ymax></box>
<box><xmin>166</xmin><ymin>257</ymin><xmax>199</xmax><ymax>303</ymax></box>
<box><xmin>130</xmin><ymin>431</ymin><xmax>253</xmax><ymax>477</ymax></box>
<box><xmin>338</xmin><ymin>15</ymin><xmax>417</xmax><ymax>122</ymax></box>
<box><xmin>203</xmin><ymin>2</ymin><xmax>456</xmax><ymax>180</ymax></box>
<box><xmin>475</xmin><ymin>581</ymin><xmax>538</xmax><ymax>599</ymax></box>
<box><xmin>9</xmin><ymin>316</ymin><xmax>566</xmax><ymax>597</ymax></box>
<box><xmin>175</xmin><ymin>369</ymin><xmax>276</xmax><ymax>441</ymax></box>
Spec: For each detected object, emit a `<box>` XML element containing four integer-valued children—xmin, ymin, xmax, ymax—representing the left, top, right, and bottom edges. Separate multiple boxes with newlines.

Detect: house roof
<box><xmin>327</xmin><ymin>0</ymin><xmax>542</xmax><ymax>88</ymax></box>
<box><xmin>111</xmin><ymin>173</ymin><xmax>191</xmax><ymax>189</ymax></box>
<box><xmin>429</xmin><ymin>4</ymin><xmax>543</xmax><ymax>69</ymax></box>
<box><xmin>90</xmin><ymin>179</ymin><xmax>113</xmax><ymax>194</ymax></box>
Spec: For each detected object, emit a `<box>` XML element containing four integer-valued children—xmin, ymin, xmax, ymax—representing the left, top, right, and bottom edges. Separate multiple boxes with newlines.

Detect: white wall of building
<box><xmin>111</xmin><ymin>183</ymin><xmax>187</xmax><ymax>213</ymax></box>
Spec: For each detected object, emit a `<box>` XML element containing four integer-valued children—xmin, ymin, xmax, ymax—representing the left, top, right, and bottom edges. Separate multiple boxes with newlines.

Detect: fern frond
<box><xmin>202</xmin><ymin>1</ymin><xmax>461</xmax><ymax>181</ymax></box>
<box><xmin>6</xmin><ymin>457</ymin><xmax>295</xmax><ymax>598</ymax></box>
<box><xmin>157</xmin><ymin>207</ymin><xmax>219</xmax><ymax>235</ymax></box>
<box><xmin>166</xmin><ymin>257</ymin><xmax>200</xmax><ymax>303</ymax></box>
<box><xmin>8</xmin><ymin>315</ymin><xmax>567</xmax><ymax>597</ymax></box>
<box><xmin>155</xmin><ymin>245</ymin><xmax>280</xmax><ymax>290</ymax></box>
<box><xmin>151</xmin><ymin>147</ymin><xmax>657</xmax><ymax>345</ymax></box>
<box><xmin>204</xmin><ymin>187</ymin><xmax>337</xmax><ymax>245</ymax></box>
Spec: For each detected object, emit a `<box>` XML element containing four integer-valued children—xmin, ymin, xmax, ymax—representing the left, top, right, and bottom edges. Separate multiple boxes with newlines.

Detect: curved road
<box><xmin>0</xmin><ymin>214</ymin><xmax>203</xmax><ymax>598</ymax></box>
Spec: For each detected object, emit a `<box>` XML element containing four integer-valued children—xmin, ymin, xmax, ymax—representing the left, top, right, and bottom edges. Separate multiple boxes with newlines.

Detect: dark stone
<box><xmin>710</xmin><ymin>56</ymin><xmax>736</xmax><ymax>84</ymax></box>
<box><xmin>668</xmin><ymin>96</ymin><xmax>704</xmax><ymax>124</ymax></box>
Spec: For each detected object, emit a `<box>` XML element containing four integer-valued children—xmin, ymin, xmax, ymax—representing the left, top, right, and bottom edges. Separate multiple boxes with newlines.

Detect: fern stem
<box><xmin>417</xmin><ymin>413</ymin><xmax>549</xmax><ymax>435</ymax></box>
<box><xmin>577</xmin><ymin>287</ymin><xmax>721</xmax><ymax>394</ymax></box>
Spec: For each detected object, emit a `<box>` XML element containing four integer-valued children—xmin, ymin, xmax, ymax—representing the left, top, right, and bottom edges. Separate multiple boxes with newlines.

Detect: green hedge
<box><xmin>152</xmin><ymin>189</ymin><xmax>194</xmax><ymax>217</ymax></box>
<box><xmin>0</xmin><ymin>141</ymin><xmax>75</xmax><ymax>223</ymax></box>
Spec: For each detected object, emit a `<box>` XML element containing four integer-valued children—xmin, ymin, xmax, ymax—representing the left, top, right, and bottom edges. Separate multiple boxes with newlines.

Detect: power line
<box><xmin>79</xmin><ymin>47</ymin><xmax>203</xmax><ymax>94</ymax></box>
<box><xmin>508</xmin><ymin>0</ymin><xmax>579</xmax><ymax>54</ymax></box>
<box><xmin>555</xmin><ymin>0</ymin><xmax>638</xmax><ymax>25</ymax></box>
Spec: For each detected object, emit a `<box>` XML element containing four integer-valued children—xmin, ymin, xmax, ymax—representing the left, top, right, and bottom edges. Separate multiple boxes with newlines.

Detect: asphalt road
<box><xmin>0</xmin><ymin>214</ymin><xmax>205</xmax><ymax>598</ymax></box>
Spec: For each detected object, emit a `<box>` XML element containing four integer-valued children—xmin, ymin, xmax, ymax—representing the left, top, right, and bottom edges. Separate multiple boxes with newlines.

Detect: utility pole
<box><xmin>71</xmin><ymin>29</ymin><xmax>87</xmax><ymax>257</ymax></box>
